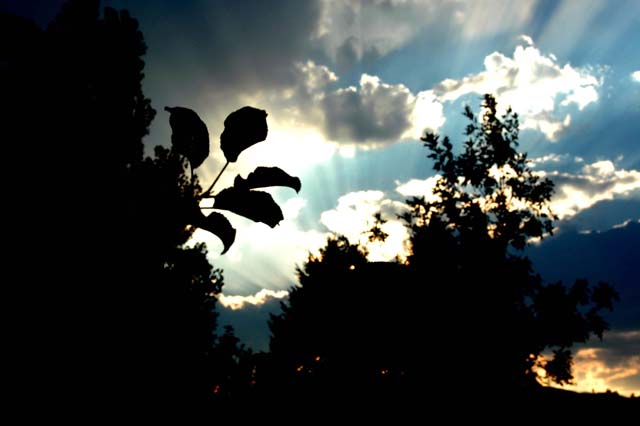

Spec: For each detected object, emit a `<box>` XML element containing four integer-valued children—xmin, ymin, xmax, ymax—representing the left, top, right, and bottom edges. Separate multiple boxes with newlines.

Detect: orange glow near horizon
<box><xmin>537</xmin><ymin>346</ymin><xmax>639</xmax><ymax>397</ymax></box>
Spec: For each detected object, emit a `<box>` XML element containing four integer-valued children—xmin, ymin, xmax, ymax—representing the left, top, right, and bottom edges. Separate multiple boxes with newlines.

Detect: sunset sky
<box><xmin>9</xmin><ymin>0</ymin><xmax>639</xmax><ymax>396</ymax></box>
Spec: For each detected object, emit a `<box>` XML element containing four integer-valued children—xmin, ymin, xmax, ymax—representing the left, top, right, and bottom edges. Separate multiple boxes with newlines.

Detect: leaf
<box><xmin>198</xmin><ymin>212</ymin><xmax>236</xmax><ymax>254</ymax></box>
<box><xmin>213</xmin><ymin>187</ymin><xmax>283</xmax><ymax>228</ymax></box>
<box><xmin>234</xmin><ymin>166</ymin><xmax>301</xmax><ymax>193</ymax></box>
<box><xmin>220</xmin><ymin>106</ymin><xmax>268</xmax><ymax>162</ymax></box>
<box><xmin>165</xmin><ymin>106</ymin><xmax>209</xmax><ymax>168</ymax></box>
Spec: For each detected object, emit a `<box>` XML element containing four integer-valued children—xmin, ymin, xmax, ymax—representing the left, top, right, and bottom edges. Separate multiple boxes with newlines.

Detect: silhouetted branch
<box><xmin>202</xmin><ymin>160</ymin><xmax>229</xmax><ymax>198</ymax></box>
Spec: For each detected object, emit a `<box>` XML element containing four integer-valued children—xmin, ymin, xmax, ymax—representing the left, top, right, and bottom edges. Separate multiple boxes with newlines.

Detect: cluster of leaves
<box><xmin>416</xmin><ymin>94</ymin><xmax>555</xmax><ymax>251</ymax></box>
<box><xmin>164</xmin><ymin>106</ymin><xmax>301</xmax><ymax>254</ymax></box>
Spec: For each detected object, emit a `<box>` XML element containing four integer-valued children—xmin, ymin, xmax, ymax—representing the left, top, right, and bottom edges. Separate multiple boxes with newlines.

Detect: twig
<box><xmin>202</xmin><ymin>160</ymin><xmax>229</xmax><ymax>198</ymax></box>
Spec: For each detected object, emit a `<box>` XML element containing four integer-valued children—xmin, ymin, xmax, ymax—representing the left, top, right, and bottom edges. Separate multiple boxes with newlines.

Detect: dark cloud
<box><xmin>564</xmin><ymin>198</ymin><xmax>640</xmax><ymax>232</ymax></box>
<box><xmin>101</xmin><ymin>0</ymin><xmax>323</xmax><ymax>154</ymax></box>
<box><xmin>528</xmin><ymin>220</ymin><xmax>640</xmax><ymax>330</ymax></box>
<box><xmin>322</xmin><ymin>74</ymin><xmax>414</xmax><ymax>143</ymax></box>
<box><xmin>584</xmin><ymin>331</ymin><xmax>640</xmax><ymax>368</ymax></box>
<box><xmin>108</xmin><ymin>0</ymin><xmax>322</xmax><ymax>93</ymax></box>
<box><xmin>572</xmin><ymin>330</ymin><xmax>640</xmax><ymax>395</ymax></box>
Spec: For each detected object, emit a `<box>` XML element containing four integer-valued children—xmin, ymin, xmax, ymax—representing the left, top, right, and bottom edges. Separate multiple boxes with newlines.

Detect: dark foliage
<box><xmin>198</xmin><ymin>211</ymin><xmax>237</xmax><ymax>254</ymax></box>
<box><xmin>164</xmin><ymin>104</ymin><xmax>300</xmax><ymax>250</ymax></box>
<box><xmin>234</xmin><ymin>166</ymin><xmax>302</xmax><ymax>193</ymax></box>
<box><xmin>3</xmin><ymin>0</ymin><xmax>235</xmax><ymax>415</ymax></box>
<box><xmin>165</xmin><ymin>106</ymin><xmax>210</xmax><ymax>168</ymax></box>
<box><xmin>214</xmin><ymin>186</ymin><xmax>285</xmax><ymax>228</ymax></box>
<box><xmin>220</xmin><ymin>106</ymin><xmax>268</xmax><ymax>163</ymax></box>
<box><xmin>268</xmin><ymin>95</ymin><xmax>621</xmax><ymax>405</ymax></box>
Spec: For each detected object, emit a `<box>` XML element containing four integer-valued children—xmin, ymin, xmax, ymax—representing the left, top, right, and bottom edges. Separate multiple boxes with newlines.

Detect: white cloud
<box><xmin>632</xmin><ymin>71</ymin><xmax>640</xmax><ymax>83</ymax></box>
<box><xmin>226</xmin><ymin>37</ymin><xmax>601</xmax><ymax>156</ymax></box>
<box><xmin>237</xmin><ymin>122</ymin><xmax>337</xmax><ymax>177</ymax></box>
<box><xmin>218</xmin><ymin>288</ymin><xmax>289</xmax><ymax>310</ymax></box>
<box><xmin>546</xmin><ymin>161</ymin><xmax>640</xmax><ymax>219</ymax></box>
<box><xmin>519</xmin><ymin>34</ymin><xmax>534</xmax><ymax>46</ymax></box>
<box><xmin>395</xmin><ymin>175</ymin><xmax>441</xmax><ymax>202</ymax></box>
<box><xmin>190</xmin><ymin>197</ymin><xmax>329</xmax><ymax>294</ymax></box>
<box><xmin>529</xmin><ymin>154</ymin><xmax>570</xmax><ymax>166</ymax></box>
<box><xmin>296</xmin><ymin>60</ymin><xmax>339</xmax><ymax>94</ymax></box>
<box><xmin>612</xmin><ymin>218</ymin><xmax>640</xmax><ymax>229</ymax></box>
<box><xmin>433</xmin><ymin>38</ymin><xmax>602</xmax><ymax>140</ymax></box>
<box><xmin>395</xmin><ymin>160</ymin><xmax>640</xmax><ymax>226</ymax></box>
<box><xmin>405</xmin><ymin>90</ymin><xmax>446</xmax><ymax>140</ymax></box>
<box><xmin>320</xmin><ymin>190</ymin><xmax>410</xmax><ymax>261</ymax></box>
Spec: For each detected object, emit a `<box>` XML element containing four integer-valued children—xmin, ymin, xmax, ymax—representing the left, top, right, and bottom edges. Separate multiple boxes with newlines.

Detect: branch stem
<box><xmin>202</xmin><ymin>160</ymin><xmax>229</xmax><ymax>197</ymax></box>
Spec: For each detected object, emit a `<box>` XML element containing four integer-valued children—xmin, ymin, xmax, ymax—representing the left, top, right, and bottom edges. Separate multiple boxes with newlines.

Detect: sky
<box><xmin>7</xmin><ymin>0</ymin><xmax>639</xmax><ymax>396</ymax></box>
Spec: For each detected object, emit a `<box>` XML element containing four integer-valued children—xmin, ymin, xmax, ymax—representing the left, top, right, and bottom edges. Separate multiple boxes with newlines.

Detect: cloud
<box><xmin>322</xmin><ymin>75</ymin><xmax>417</xmax><ymax>144</ymax></box>
<box><xmin>632</xmin><ymin>71</ymin><xmax>640</xmax><ymax>83</ymax></box>
<box><xmin>132</xmin><ymin>0</ymin><xmax>323</xmax><ymax>95</ymax></box>
<box><xmin>529</xmin><ymin>154</ymin><xmax>571</xmax><ymax>167</ymax></box>
<box><xmin>191</xmin><ymin>197</ymin><xmax>329</xmax><ymax>294</ymax></box>
<box><xmin>217</xmin><ymin>293</ymin><xmax>285</xmax><ymax>351</ymax></box>
<box><xmin>395</xmin><ymin>175</ymin><xmax>441</xmax><ymax>202</ymax></box>
<box><xmin>320</xmin><ymin>190</ymin><xmax>410</xmax><ymax>261</ymax></box>
<box><xmin>314</xmin><ymin>0</ymin><xmax>440</xmax><ymax>68</ymax></box>
<box><xmin>314</xmin><ymin>0</ymin><xmax>537</xmax><ymax>68</ymax></box>
<box><xmin>406</xmin><ymin>90</ymin><xmax>446</xmax><ymax>140</ymax></box>
<box><xmin>393</xmin><ymin>160</ymin><xmax>640</xmax><ymax>224</ymax></box>
<box><xmin>433</xmin><ymin>38</ymin><xmax>602</xmax><ymax>140</ymax></box>
<box><xmin>545</xmin><ymin>330</ymin><xmax>640</xmax><ymax>397</ymax></box>
<box><xmin>218</xmin><ymin>288</ymin><xmax>289</xmax><ymax>310</ymax></box>
<box><xmin>544</xmin><ymin>160</ymin><xmax>640</xmax><ymax>219</ymax></box>
<box><xmin>284</xmin><ymin>63</ymin><xmax>445</xmax><ymax>146</ymax></box>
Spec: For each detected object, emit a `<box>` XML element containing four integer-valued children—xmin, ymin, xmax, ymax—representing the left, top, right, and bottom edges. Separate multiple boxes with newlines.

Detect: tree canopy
<box><xmin>268</xmin><ymin>94</ymin><xmax>619</xmax><ymax>402</ymax></box>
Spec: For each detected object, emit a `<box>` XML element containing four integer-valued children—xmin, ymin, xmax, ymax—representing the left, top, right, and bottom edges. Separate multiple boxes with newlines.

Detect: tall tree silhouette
<box><xmin>268</xmin><ymin>95</ymin><xmax>619</xmax><ymax>406</ymax></box>
<box><xmin>406</xmin><ymin>94</ymin><xmax>618</xmax><ymax>391</ymax></box>
<box><xmin>4</xmin><ymin>0</ymin><xmax>302</xmax><ymax>413</ymax></box>
<box><xmin>2</xmin><ymin>1</ymin><xmax>226</xmax><ymax>414</ymax></box>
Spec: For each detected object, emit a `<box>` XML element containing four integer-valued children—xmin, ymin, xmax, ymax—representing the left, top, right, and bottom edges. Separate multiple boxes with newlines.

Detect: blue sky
<box><xmin>8</xmin><ymin>0</ymin><xmax>639</xmax><ymax>396</ymax></box>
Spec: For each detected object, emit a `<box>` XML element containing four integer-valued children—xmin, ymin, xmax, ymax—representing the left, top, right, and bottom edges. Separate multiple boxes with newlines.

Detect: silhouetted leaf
<box><xmin>220</xmin><ymin>106</ymin><xmax>268</xmax><ymax>162</ymax></box>
<box><xmin>234</xmin><ymin>166</ymin><xmax>301</xmax><ymax>193</ymax></box>
<box><xmin>591</xmin><ymin>281</ymin><xmax>620</xmax><ymax>311</ymax></box>
<box><xmin>197</xmin><ymin>212</ymin><xmax>236</xmax><ymax>254</ymax></box>
<box><xmin>213</xmin><ymin>187</ymin><xmax>283</xmax><ymax>228</ymax></box>
<box><xmin>165</xmin><ymin>106</ymin><xmax>209</xmax><ymax>168</ymax></box>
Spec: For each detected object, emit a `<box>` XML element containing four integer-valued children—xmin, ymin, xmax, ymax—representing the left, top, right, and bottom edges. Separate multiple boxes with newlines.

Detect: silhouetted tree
<box><xmin>3</xmin><ymin>1</ymin><xmax>226</xmax><ymax>413</ymax></box>
<box><xmin>268</xmin><ymin>95</ymin><xmax>619</xmax><ymax>406</ymax></box>
<box><xmin>268</xmin><ymin>237</ymin><xmax>416</xmax><ymax>405</ymax></box>
<box><xmin>406</xmin><ymin>94</ymin><xmax>618</xmax><ymax>391</ymax></box>
<box><xmin>5</xmin><ymin>0</ymin><xmax>302</xmax><ymax>413</ymax></box>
